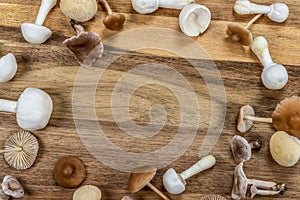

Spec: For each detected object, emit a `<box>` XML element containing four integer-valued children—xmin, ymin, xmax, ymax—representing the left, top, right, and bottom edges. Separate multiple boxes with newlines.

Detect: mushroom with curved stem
<box><xmin>234</xmin><ymin>0</ymin><xmax>289</xmax><ymax>23</ymax></box>
<box><xmin>99</xmin><ymin>0</ymin><xmax>126</xmax><ymax>30</ymax></box>
<box><xmin>226</xmin><ymin>14</ymin><xmax>262</xmax><ymax>46</ymax></box>
<box><xmin>231</xmin><ymin>135</ymin><xmax>261</xmax><ymax>163</ymax></box>
<box><xmin>131</xmin><ymin>0</ymin><xmax>194</xmax><ymax>14</ymax></box>
<box><xmin>251</xmin><ymin>36</ymin><xmax>288</xmax><ymax>90</ymax></box>
<box><xmin>0</xmin><ymin>53</ymin><xmax>18</xmax><ymax>83</ymax></box>
<box><xmin>21</xmin><ymin>0</ymin><xmax>57</xmax><ymax>44</ymax></box>
<box><xmin>73</xmin><ymin>185</ymin><xmax>102</xmax><ymax>200</ymax></box>
<box><xmin>163</xmin><ymin>155</ymin><xmax>216</xmax><ymax>194</ymax></box>
<box><xmin>0</xmin><ymin>88</ymin><xmax>53</xmax><ymax>131</ymax></box>
<box><xmin>128</xmin><ymin>166</ymin><xmax>170</xmax><ymax>200</ymax></box>
<box><xmin>2</xmin><ymin>175</ymin><xmax>24</xmax><ymax>198</ymax></box>
<box><xmin>179</xmin><ymin>4</ymin><xmax>211</xmax><ymax>37</ymax></box>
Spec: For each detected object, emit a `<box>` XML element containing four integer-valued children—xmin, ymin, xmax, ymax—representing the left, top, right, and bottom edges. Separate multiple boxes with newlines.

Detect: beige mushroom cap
<box><xmin>237</xmin><ymin>105</ymin><xmax>255</xmax><ymax>133</ymax></box>
<box><xmin>270</xmin><ymin>131</ymin><xmax>300</xmax><ymax>167</ymax></box>
<box><xmin>73</xmin><ymin>185</ymin><xmax>101</xmax><ymax>200</ymax></box>
<box><xmin>226</xmin><ymin>23</ymin><xmax>253</xmax><ymax>46</ymax></box>
<box><xmin>128</xmin><ymin>166</ymin><xmax>157</xmax><ymax>193</ymax></box>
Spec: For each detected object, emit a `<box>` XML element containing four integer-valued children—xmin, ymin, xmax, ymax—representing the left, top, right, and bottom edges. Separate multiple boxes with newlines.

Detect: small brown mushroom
<box><xmin>226</xmin><ymin>14</ymin><xmax>262</xmax><ymax>46</ymax></box>
<box><xmin>200</xmin><ymin>194</ymin><xmax>226</xmax><ymax>200</ymax></box>
<box><xmin>99</xmin><ymin>0</ymin><xmax>126</xmax><ymax>30</ymax></box>
<box><xmin>2</xmin><ymin>175</ymin><xmax>24</xmax><ymax>198</ymax></box>
<box><xmin>0</xmin><ymin>189</ymin><xmax>9</xmax><ymax>200</ymax></box>
<box><xmin>53</xmin><ymin>156</ymin><xmax>86</xmax><ymax>188</ymax></box>
<box><xmin>128</xmin><ymin>166</ymin><xmax>170</xmax><ymax>200</ymax></box>
<box><xmin>231</xmin><ymin>135</ymin><xmax>261</xmax><ymax>163</ymax></box>
<box><xmin>63</xmin><ymin>20</ymin><xmax>104</xmax><ymax>67</ymax></box>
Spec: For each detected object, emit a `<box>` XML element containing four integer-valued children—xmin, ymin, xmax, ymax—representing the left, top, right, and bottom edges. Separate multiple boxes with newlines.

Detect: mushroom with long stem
<box><xmin>21</xmin><ymin>0</ymin><xmax>57</xmax><ymax>44</ymax></box>
<box><xmin>0</xmin><ymin>88</ymin><xmax>53</xmax><ymax>131</ymax></box>
<box><xmin>234</xmin><ymin>0</ymin><xmax>289</xmax><ymax>23</ymax></box>
<box><xmin>163</xmin><ymin>155</ymin><xmax>216</xmax><ymax>194</ymax></box>
<box><xmin>99</xmin><ymin>0</ymin><xmax>126</xmax><ymax>30</ymax></box>
<box><xmin>0</xmin><ymin>53</ymin><xmax>18</xmax><ymax>83</ymax></box>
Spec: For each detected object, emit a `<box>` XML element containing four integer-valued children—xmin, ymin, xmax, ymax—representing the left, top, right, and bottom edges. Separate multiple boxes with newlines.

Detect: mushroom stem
<box><xmin>35</xmin><ymin>0</ymin><xmax>57</xmax><ymax>26</ymax></box>
<box><xmin>0</xmin><ymin>99</ymin><xmax>17</xmax><ymax>113</ymax></box>
<box><xmin>251</xmin><ymin>36</ymin><xmax>274</xmax><ymax>68</ymax></box>
<box><xmin>146</xmin><ymin>183</ymin><xmax>171</xmax><ymax>200</ymax></box>
<box><xmin>159</xmin><ymin>0</ymin><xmax>194</xmax><ymax>9</ymax></box>
<box><xmin>99</xmin><ymin>0</ymin><xmax>113</xmax><ymax>15</ymax></box>
<box><xmin>248</xmin><ymin>179</ymin><xmax>277</xmax><ymax>190</ymax></box>
<box><xmin>245</xmin><ymin>14</ymin><xmax>262</xmax><ymax>29</ymax></box>
<box><xmin>234</xmin><ymin>0</ymin><xmax>271</xmax><ymax>15</ymax></box>
<box><xmin>244</xmin><ymin>115</ymin><xmax>272</xmax><ymax>123</ymax></box>
<box><xmin>250</xmin><ymin>184</ymin><xmax>285</xmax><ymax>199</ymax></box>
<box><xmin>0</xmin><ymin>147</ymin><xmax>22</xmax><ymax>154</ymax></box>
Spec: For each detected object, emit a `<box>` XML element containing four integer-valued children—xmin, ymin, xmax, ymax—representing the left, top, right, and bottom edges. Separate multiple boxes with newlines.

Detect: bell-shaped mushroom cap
<box><xmin>267</xmin><ymin>3</ymin><xmax>289</xmax><ymax>23</ymax></box>
<box><xmin>21</xmin><ymin>23</ymin><xmax>52</xmax><ymax>44</ymax></box>
<box><xmin>2</xmin><ymin>175</ymin><xmax>24</xmax><ymax>198</ymax></box>
<box><xmin>226</xmin><ymin>23</ymin><xmax>253</xmax><ymax>46</ymax></box>
<box><xmin>270</xmin><ymin>131</ymin><xmax>300</xmax><ymax>167</ymax></box>
<box><xmin>237</xmin><ymin>105</ymin><xmax>255</xmax><ymax>133</ymax></box>
<box><xmin>103</xmin><ymin>13</ymin><xmax>126</xmax><ymax>30</ymax></box>
<box><xmin>63</xmin><ymin>24</ymin><xmax>104</xmax><ymax>67</ymax></box>
<box><xmin>0</xmin><ymin>53</ymin><xmax>18</xmax><ymax>83</ymax></box>
<box><xmin>261</xmin><ymin>63</ymin><xmax>288</xmax><ymax>90</ymax></box>
<box><xmin>232</xmin><ymin>162</ymin><xmax>248</xmax><ymax>200</ymax></box>
<box><xmin>231</xmin><ymin>135</ymin><xmax>252</xmax><ymax>163</ymax></box>
<box><xmin>4</xmin><ymin>130</ymin><xmax>39</xmax><ymax>170</ymax></box>
<box><xmin>163</xmin><ymin>168</ymin><xmax>185</xmax><ymax>194</ymax></box>
<box><xmin>128</xmin><ymin>166</ymin><xmax>157</xmax><ymax>193</ymax></box>
<box><xmin>200</xmin><ymin>194</ymin><xmax>226</xmax><ymax>200</ymax></box>
<box><xmin>53</xmin><ymin>156</ymin><xmax>86</xmax><ymax>188</ymax></box>
<box><xmin>73</xmin><ymin>185</ymin><xmax>101</xmax><ymax>200</ymax></box>
<box><xmin>16</xmin><ymin>88</ymin><xmax>53</xmax><ymax>131</ymax></box>
<box><xmin>272</xmin><ymin>96</ymin><xmax>300</xmax><ymax>139</ymax></box>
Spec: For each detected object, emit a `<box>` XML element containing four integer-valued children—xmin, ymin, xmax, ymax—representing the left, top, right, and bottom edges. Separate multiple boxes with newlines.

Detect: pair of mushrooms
<box><xmin>127</xmin><ymin>155</ymin><xmax>216</xmax><ymax>199</ymax></box>
<box><xmin>0</xmin><ymin>175</ymin><xmax>24</xmax><ymax>199</ymax></box>
<box><xmin>132</xmin><ymin>0</ymin><xmax>211</xmax><ymax>37</ymax></box>
<box><xmin>227</xmin><ymin>0</ymin><xmax>289</xmax><ymax>90</ymax></box>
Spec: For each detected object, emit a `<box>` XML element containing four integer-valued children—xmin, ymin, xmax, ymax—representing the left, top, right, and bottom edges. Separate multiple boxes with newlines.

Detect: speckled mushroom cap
<box><xmin>272</xmin><ymin>96</ymin><xmax>300</xmax><ymax>139</ymax></box>
<box><xmin>237</xmin><ymin>105</ymin><xmax>255</xmax><ymax>133</ymax></box>
<box><xmin>53</xmin><ymin>156</ymin><xmax>86</xmax><ymax>188</ymax></box>
<box><xmin>226</xmin><ymin>23</ymin><xmax>253</xmax><ymax>46</ymax></box>
<box><xmin>200</xmin><ymin>194</ymin><xmax>226</xmax><ymax>200</ymax></box>
<box><xmin>128</xmin><ymin>166</ymin><xmax>157</xmax><ymax>193</ymax></box>
<box><xmin>231</xmin><ymin>135</ymin><xmax>252</xmax><ymax>163</ymax></box>
<box><xmin>73</xmin><ymin>185</ymin><xmax>101</xmax><ymax>200</ymax></box>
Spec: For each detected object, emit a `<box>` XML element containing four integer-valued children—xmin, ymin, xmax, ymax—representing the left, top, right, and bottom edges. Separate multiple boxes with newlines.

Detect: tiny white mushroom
<box><xmin>0</xmin><ymin>88</ymin><xmax>53</xmax><ymax>130</ymax></box>
<box><xmin>0</xmin><ymin>53</ymin><xmax>17</xmax><ymax>83</ymax></box>
<box><xmin>163</xmin><ymin>155</ymin><xmax>216</xmax><ymax>194</ymax></box>
<box><xmin>234</xmin><ymin>0</ymin><xmax>289</xmax><ymax>23</ymax></box>
<box><xmin>2</xmin><ymin>175</ymin><xmax>24</xmax><ymax>198</ymax></box>
<box><xmin>131</xmin><ymin>0</ymin><xmax>194</xmax><ymax>14</ymax></box>
<box><xmin>21</xmin><ymin>0</ymin><xmax>57</xmax><ymax>44</ymax></box>
<box><xmin>179</xmin><ymin>4</ymin><xmax>211</xmax><ymax>37</ymax></box>
<box><xmin>251</xmin><ymin>36</ymin><xmax>288</xmax><ymax>90</ymax></box>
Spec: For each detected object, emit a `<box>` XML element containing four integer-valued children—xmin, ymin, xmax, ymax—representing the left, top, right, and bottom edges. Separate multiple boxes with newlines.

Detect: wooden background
<box><xmin>0</xmin><ymin>0</ymin><xmax>299</xmax><ymax>199</ymax></box>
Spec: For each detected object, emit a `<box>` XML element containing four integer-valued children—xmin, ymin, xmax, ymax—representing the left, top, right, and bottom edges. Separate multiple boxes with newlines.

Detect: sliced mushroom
<box><xmin>2</xmin><ymin>175</ymin><xmax>24</xmax><ymax>198</ymax></box>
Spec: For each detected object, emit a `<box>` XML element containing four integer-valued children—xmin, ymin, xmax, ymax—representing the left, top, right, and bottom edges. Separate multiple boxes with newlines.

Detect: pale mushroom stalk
<box><xmin>248</xmin><ymin>179</ymin><xmax>278</xmax><ymax>190</ymax></box>
<box><xmin>244</xmin><ymin>115</ymin><xmax>272</xmax><ymax>123</ymax></box>
<box><xmin>146</xmin><ymin>183</ymin><xmax>171</xmax><ymax>200</ymax></box>
<box><xmin>0</xmin><ymin>99</ymin><xmax>17</xmax><ymax>113</ymax></box>
<box><xmin>159</xmin><ymin>0</ymin><xmax>194</xmax><ymax>9</ymax></box>
<box><xmin>35</xmin><ymin>0</ymin><xmax>57</xmax><ymax>26</ymax></box>
<box><xmin>99</xmin><ymin>0</ymin><xmax>112</xmax><ymax>15</ymax></box>
<box><xmin>0</xmin><ymin>147</ymin><xmax>22</xmax><ymax>154</ymax></box>
<box><xmin>244</xmin><ymin>14</ymin><xmax>262</xmax><ymax>29</ymax></box>
<box><xmin>250</xmin><ymin>184</ymin><xmax>286</xmax><ymax>199</ymax></box>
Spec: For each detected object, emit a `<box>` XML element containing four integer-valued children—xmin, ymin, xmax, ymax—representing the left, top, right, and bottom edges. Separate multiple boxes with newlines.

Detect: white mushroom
<box><xmin>21</xmin><ymin>0</ymin><xmax>57</xmax><ymax>44</ymax></box>
<box><xmin>131</xmin><ymin>0</ymin><xmax>194</xmax><ymax>14</ymax></box>
<box><xmin>0</xmin><ymin>88</ymin><xmax>53</xmax><ymax>130</ymax></box>
<box><xmin>163</xmin><ymin>155</ymin><xmax>216</xmax><ymax>194</ymax></box>
<box><xmin>2</xmin><ymin>175</ymin><xmax>24</xmax><ymax>198</ymax></box>
<box><xmin>251</xmin><ymin>36</ymin><xmax>288</xmax><ymax>90</ymax></box>
<box><xmin>0</xmin><ymin>53</ymin><xmax>17</xmax><ymax>83</ymax></box>
<box><xmin>179</xmin><ymin>4</ymin><xmax>211</xmax><ymax>37</ymax></box>
<box><xmin>234</xmin><ymin>0</ymin><xmax>289</xmax><ymax>23</ymax></box>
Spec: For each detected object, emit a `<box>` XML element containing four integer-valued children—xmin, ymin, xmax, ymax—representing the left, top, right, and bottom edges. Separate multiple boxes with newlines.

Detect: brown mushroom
<box><xmin>53</xmin><ymin>156</ymin><xmax>86</xmax><ymax>188</ymax></box>
<box><xmin>2</xmin><ymin>175</ymin><xmax>24</xmax><ymax>198</ymax></box>
<box><xmin>226</xmin><ymin>14</ymin><xmax>262</xmax><ymax>46</ymax></box>
<box><xmin>200</xmin><ymin>194</ymin><xmax>226</xmax><ymax>200</ymax></box>
<box><xmin>231</xmin><ymin>135</ymin><xmax>261</xmax><ymax>163</ymax></box>
<box><xmin>128</xmin><ymin>166</ymin><xmax>170</xmax><ymax>200</ymax></box>
<box><xmin>63</xmin><ymin>20</ymin><xmax>104</xmax><ymax>67</ymax></box>
<box><xmin>99</xmin><ymin>0</ymin><xmax>126</xmax><ymax>30</ymax></box>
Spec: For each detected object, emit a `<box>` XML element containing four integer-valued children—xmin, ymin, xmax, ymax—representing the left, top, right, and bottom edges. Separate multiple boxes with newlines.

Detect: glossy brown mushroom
<box><xmin>53</xmin><ymin>156</ymin><xmax>86</xmax><ymax>188</ymax></box>
<box><xmin>99</xmin><ymin>0</ymin><xmax>126</xmax><ymax>30</ymax></box>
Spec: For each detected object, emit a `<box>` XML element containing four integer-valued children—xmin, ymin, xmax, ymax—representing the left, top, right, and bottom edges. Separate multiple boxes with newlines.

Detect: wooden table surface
<box><xmin>0</xmin><ymin>0</ymin><xmax>299</xmax><ymax>199</ymax></box>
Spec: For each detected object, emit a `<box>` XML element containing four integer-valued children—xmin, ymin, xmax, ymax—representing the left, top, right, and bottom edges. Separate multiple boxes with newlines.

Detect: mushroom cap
<box><xmin>163</xmin><ymin>168</ymin><xmax>185</xmax><ymax>194</ymax></box>
<box><xmin>231</xmin><ymin>135</ymin><xmax>252</xmax><ymax>163</ymax></box>
<box><xmin>16</xmin><ymin>88</ymin><xmax>53</xmax><ymax>131</ymax></box>
<box><xmin>200</xmin><ymin>194</ymin><xmax>226</xmax><ymax>200</ymax></box>
<box><xmin>226</xmin><ymin>23</ymin><xmax>253</xmax><ymax>46</ymax></box>
<box><xmin>268</xmin><ymin>3</ymin><xmax>289</xmax><ymax>23</ymax></box>
<box><xmin>73</xmin><ymin>185</ymin><xmax>101</xmax><ymax>200</ymax></box>
<box><xmin>103</xmin><ymin>13</ymin><xmax>126</xmax><ymax>30</ymax></box>
<box><xmin>2</xmin><ymin>175</ymin><xmax>24</xmax><ymax>198</ymax></box>
<box><xmin>261</xmin><ymin>63</ymin><xmax>288</xmax><ymax>90</ymax></box>
<box><xmin>53</xmin><ymin>156</ymin><xmax>86</xmax><ymax>188</ymax></box>
<box><xmin>237</xmin><ymin>105</ymin><xmax>255</xmax><ymax>133</ymax></box>
<box><xmin>128</xmin><ymin>166</ymin><xmax>157</xmax><ymax>193</ymax></box>
<box><xmin>4</xmin><ymin>130</ymin><xmax>39</xmax><ymax>170</ymax></box>
<box><xmin>63</xmin><ymin>25</ymin><xmax>104</xmax><ymax>67</ymax></box>
<box><xmin>0</xmin><ymin>53</ymin><xmax>17</xmax><ymax>83</ymax></box>
<box><xmin>21</xmin><ymin>23</ymin><xmax>52</xmax><ymax>44</ymax></box>
<box><xmin>60</xmin><ymin>0</ymin><xmax>98</xmax><ymax>22</ymax></box>
<box><xmin>179</xmin><ymin>4</ymin><xmax>211</xmax><ymax>37</ymax></box>
<box><xmin>231</xmin><ymin>162</ymin><xmax>248</xmax><ymax>200</ymax></box>
<box><xmin>131</xmin><ymin>0</ymin><xmax>159</xmax><ymax>14</ymax></box>
<box><xmin>270</xmin><ymin>131</ymin><xmax>300</xmax><ymax>167</ymax></box>
<box><xmin>272</xmin><ymin>96</ymin><xmax>300</xmax><ymax>138</ymax></box>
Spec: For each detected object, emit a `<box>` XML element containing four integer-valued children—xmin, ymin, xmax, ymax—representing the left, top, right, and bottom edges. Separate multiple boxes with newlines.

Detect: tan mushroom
<box><xmin>200</xmin><ymin>194</ymin><xmax>226</xmax><ymax>200</ymax></box>
<box><xmin>2</xmin><ymin>175</ymin><xmax>24</xmax><ymax>198</ymax></box>
<box><xmin>99</xmin><ymin>0</ymin><xmax>126</xmax><ymax>30</ymax></box>
<box><xmin>73</xmin><ymin>185</ymin><xmax>101</xmax><ymax>200</ymax></box>
<box><xmin>128</xmin><ymin>166</ymin><xmax>170</xmax><ymax>200</ymax></box>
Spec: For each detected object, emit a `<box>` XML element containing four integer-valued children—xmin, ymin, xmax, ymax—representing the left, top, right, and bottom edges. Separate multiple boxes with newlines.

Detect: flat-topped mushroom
<box><xmin>99</xmin><ymin>0</ymin><xmax>126</xmax><ymax>30</ymax></box>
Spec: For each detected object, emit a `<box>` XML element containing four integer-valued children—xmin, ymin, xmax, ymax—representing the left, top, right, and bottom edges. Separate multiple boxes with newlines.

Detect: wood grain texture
<box><xmin>0</xmin><ymin>0</ymin><xmax>299</xmax><ymax>199</ymax></box>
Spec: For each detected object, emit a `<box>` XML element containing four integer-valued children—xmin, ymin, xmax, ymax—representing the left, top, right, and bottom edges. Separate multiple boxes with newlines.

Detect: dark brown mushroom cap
<box><xmin>237</xmin><ymin>105</ymin><xmax>255</xmax><ymax>133</ymax></box>
<box><xmin>226</xmin><ymin>23</ymin><xmax>253</xmax><ymax>46</ymax></box>
<box><xmin>232</xmin><ymin>162</ymin><xmax>248</xmax><ymax>200</ymax></box>
<box><xmin>272</xmin><ymin>96</ymin><xmax>300</xmax><ymax>139</ymax></box>
<box><xmin>103</xmin><ymin>13</ymin><xmax>126</xmax><ymax>30</ymax></box>
<box><xmin>53</xmin><ymin>156</ymin><xmax>86</xmax><ymax>188</ymax></box>
<box><xmin>128</xmin><ymin>166</ymin><xmax>157</xmax><ymax>193</ymax></box>
<box><xmin>200</xmin><ymin>194</ymin><xmax>226</xmax><ymax>200</ymax></box>
<box><xmin>231</xmin><ymin>135</ymin><xmax>252</xmax><ymax>163</ymax></box>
